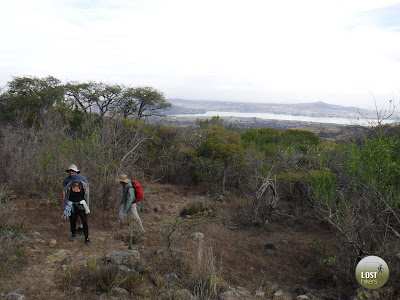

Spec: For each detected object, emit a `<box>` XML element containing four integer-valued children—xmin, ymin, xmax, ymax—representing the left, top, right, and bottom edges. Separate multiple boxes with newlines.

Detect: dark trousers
<box><xmin>69</xmin><ymin>206</ymin><xmax>89</xmax><ymax>239</ymax></box>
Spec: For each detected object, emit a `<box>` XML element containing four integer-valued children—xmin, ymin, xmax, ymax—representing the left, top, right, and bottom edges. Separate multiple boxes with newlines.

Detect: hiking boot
<box><xmin>69</xmin><ymin>234</ymin><xmax>75</xmax><ymax>241</ymax></box>
<box><xmin>84</xmin><ymin>239</ymin><xmax>92</xmax><ymax>246</ymax></box>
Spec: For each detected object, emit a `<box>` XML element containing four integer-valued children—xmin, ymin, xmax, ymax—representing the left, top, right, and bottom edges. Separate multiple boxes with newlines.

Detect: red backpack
<box><xmin>131</xmin><ymin>180</ymin><xmax>143</xmax><ymax>202</ymax></box>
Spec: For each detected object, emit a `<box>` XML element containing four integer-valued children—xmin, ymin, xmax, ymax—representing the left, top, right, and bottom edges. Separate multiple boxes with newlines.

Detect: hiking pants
<box><xmin>69</xmin><ymin>205</ymin><xmax>89</xmax><ymax>239</ymax></box>
<box><xmin>118</xmin><ymin>203</ymin><xmax>144</xmax><ymax>231</ymax></box>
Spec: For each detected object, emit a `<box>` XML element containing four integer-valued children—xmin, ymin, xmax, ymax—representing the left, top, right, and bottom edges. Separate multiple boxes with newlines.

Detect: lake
<box><xmin>170</xmin><ymin>111</ymin><xmax>398</xmax><ymax>126</ymax></box>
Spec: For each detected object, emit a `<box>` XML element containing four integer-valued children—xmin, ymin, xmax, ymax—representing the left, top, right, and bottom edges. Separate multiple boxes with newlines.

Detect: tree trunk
<box><xmin>222</xmin><ymin>163</ymin><xmax>227</xmax><ymax>195</ymax></box>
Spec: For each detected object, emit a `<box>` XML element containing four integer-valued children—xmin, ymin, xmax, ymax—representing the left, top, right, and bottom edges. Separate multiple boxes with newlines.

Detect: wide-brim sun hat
<box><xmin>66</xmin><ymin>164</ymin><xmax>80</xmax><ymax>173</ymax></box>
<box><xmin>69</xmin><ymin>174</ymin><xmax>82</xmax><ymax>182</ymax></box>
<box><xmin>117</xmin><ymin>174</ymin><xmax>130</xmax><ymax>183</ymax></box>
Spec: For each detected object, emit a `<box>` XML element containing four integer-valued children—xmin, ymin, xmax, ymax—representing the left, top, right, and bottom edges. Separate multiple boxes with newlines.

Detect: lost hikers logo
<box><xmin>355</xmin><ymin>256</ymin><xmax>389</xmax><ymax>289</ymax></box>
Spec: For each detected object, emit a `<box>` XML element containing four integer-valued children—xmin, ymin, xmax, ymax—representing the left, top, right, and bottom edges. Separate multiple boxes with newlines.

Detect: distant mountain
<box><xmin>165</xmin><ymin>98</ymin><xmax>374</xmax><ymax>118</ymax></box>
<box><xmin>290</xmin><ymin>101</ymin><xmax>361</xmax><ymax>113</ymax></box>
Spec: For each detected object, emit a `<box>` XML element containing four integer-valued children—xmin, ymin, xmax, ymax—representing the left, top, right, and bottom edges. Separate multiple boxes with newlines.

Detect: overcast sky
<box><xmin>1</xmin><ymin>0</ymin><xmax>400</xmax><ymax>109</ymax></box>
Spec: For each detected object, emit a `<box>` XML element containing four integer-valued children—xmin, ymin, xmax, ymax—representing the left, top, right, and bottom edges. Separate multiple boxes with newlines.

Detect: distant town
<box><xmin>165</xmin><ymin>99</ymin><xmax>376</xmax><ymax>118</ymax></box>
<box><xmin>157</xmin><ymin>99</ymin><xmax>398</xmax><ymax>129</ymax></box>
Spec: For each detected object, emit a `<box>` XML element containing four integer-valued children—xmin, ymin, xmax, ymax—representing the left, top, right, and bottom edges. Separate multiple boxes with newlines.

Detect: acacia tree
<box><xmin>64</xmin><ymin>81</ymin><xmax>97</xmax><ymax>114</ymax></box>
<box><xmin>110</xmin><ymin>87</ymin><xmax>139</xmax><ymax>119</ymax></box>
<box><xmin>0</xmin><ymin>75</ymin><xmax>64</xmax><ymax>126</ymax></box>
<box><xmin>64</xmin><ymin>81</ymin><xmax>123</xmax><ymax>119</ymax></box>
<box><xmin>113</xmin><ymin>86</ymin><xmax>171</xmax><ymax>120</ymax></box>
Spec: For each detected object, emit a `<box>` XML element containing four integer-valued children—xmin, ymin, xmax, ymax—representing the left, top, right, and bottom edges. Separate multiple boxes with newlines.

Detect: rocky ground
<box><xmin>0</xmin><ymin>181</ymin><xmax>353</xmax><ymax>300</ymax></box>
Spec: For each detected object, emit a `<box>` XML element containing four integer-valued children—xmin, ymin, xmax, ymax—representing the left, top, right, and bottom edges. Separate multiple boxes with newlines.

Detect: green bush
<box><xmin>241</xmin><ymin>127</ymin><xmax>281</xmax><ymax>155</ymax></box>
<box><xmin>308</xmin><ymin>168</ymin><xmax>337</xmax><ymax>206</ymax></box>
<box><xmin>345</xmin><ymin>134</ymin><xmax>400</xmax><ymax>205</ymax></box>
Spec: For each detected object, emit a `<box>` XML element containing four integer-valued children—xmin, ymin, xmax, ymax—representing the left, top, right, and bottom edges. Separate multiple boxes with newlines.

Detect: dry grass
<box><xmin>0</xmin><ymin>182</ymin><xmax>346</xmax><ymax>299</ymax></box>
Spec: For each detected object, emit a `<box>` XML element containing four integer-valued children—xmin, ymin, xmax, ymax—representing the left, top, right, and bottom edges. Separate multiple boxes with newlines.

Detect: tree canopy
<box><xmin>0</xmin><ymin>76</ymin><xmax>171</xmax><ymax>124</ymax></box>
<box><xmin>0</xmin><ymin>75</ymin><xmax>64</xmax><ymax>125</ymax></box>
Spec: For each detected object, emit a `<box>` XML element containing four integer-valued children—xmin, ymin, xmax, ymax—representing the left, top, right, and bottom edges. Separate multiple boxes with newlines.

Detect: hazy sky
<box><xmin>1</xmin><ymin>0</ymin><xmax>400</xmax><ymax>109</ymax></box>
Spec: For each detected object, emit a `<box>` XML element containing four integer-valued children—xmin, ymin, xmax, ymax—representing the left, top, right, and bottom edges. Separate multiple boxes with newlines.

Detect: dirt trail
<box><xmin>2</xmin><ymin>183</ymin><xmax>338</xmax><ymax>299</ymax></box>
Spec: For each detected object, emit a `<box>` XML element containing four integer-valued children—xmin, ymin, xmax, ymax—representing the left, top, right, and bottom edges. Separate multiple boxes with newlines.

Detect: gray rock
<box><xmin>217</xmin><ymin>194</ymin><xmax>228</xmax><ymax>202</ymax></box>
<box><xmin>5</xmin><ymin>292</ymin><xmax>25</xmax><ymax>300</ymax></box>
<box><xmin>171</xmin><ymin>289</ymin><xmax>196</xmax><ymax>300</ymax></box>
<box><xmin>190</xmin><ymin>232</ymin><xmax>204</xmax><ymax>241</ymax></box>
<box><xmin>218</xmin><ymin>286</ymin><xmax>252</xmax><ymax>300</ymax></box>
<box><xmin>48</xmin><ymin>239</ymin><xmax>57</xmax><ymax>248</ymax></box>
<box><xmin>274</xmin><ymin>290</ymin><xmax>283</xmax><ymax>297</ymax></box>
<box><xmin>265</xmin><ymin>243</ymin><xmax>277</xmax><ymax>255</ymax></box>
<box><xmin>111</xmin><ymin>287</ymin><xmax>130</xmax><ymax>299</ymax></box>
<box><xmin>119</xmin><ymin>264</ymin><xmax>136</xmax><ymax>277</ymax></box>
<box><xmin>273</xmin><ymin>289</ymin><xmax>292</xmax><ymax>300</ymax></box>
<box><xmin>254</xmin><ymin>290</ymin><xmax>265</xmax><ymax>299</ymax></box>
<box><xmin>106</xmin><ymin>249</ymin><xmax>140</xmax><ymax>267</ymax></box>
<box><xmin>163</xmin><ymin>272</ymin><xmax>181</xmax><ymax>283</ymax></box>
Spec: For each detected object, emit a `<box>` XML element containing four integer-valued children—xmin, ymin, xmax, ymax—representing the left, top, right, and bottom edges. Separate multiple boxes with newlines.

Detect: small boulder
<box><xmin>190</xmin><ymin>232</ymin><xmax>204</xmax><ymax>241</ymax></box>
<box><xmin>48</xmin><ymin>239</ymin><xmax>57</xmax><ymax>248</ymax></box>
<box><xmin>106</xmin><ymin>249</ymin><xmax>140</xmax><ymax>267</ymax></box>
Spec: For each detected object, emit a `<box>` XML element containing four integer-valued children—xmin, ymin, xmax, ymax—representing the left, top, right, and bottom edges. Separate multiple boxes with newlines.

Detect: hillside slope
<box><xmin>1</xmin><ymin>182</ymin><xmax>350</xmax><ymax>299</ymax></box>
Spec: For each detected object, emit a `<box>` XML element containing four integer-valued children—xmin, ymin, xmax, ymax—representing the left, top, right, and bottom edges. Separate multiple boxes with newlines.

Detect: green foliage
<box><xmin>198</xmin><ymin>116</ymin><xmax>224</xmax><ymax>128</ymax></box>
<box><xmin>281</xmin><ymin>129</ymin><xmax>321</xmax><ymax>153</ymax></box>
<box><xmin>196</xmin><ymin>126</ymin><xmax>244</xmax><ymax>164</ymax></box>
<box><xmin>241</xmin><ymin>128</ymin><xmax>321</xmax><ymax>175</ymax></box>
<box><xmin>277</xmin><ymin>171</ymin><xmax>306</xmax><ymax>184</ymax></box>
<box><xmin>140</xmin><ymin>124</ymin><xmax>197</xmax><ymax>184</ymax></box>
<box><xmin>98</xmin><ymin>264</ymin><xmax>125</xmax><ymax>292</ymax></box>
<box><xmin>64</xmin><ymin>81</ymin><xmax>123</xmax><ymax>118</ymax></box>
<box><xmin>115</xmin><ymin>86</ymin><xmax>171</xmax><ymax>119</ymax></box>
<box><xmin>146</xmin><ymin>125</ymin><xmax>180</xmax><ymax>155</ymax></box>
<box><xmin>1</xmin><ymin>75</ymin><xmax>64</xmax><ymax>126</ymax></box>
<box><xmin>195</xmin><ymin>126</ymin><xmax>246</xmax><ymax>194</ymax></box>
<box><xmin>258</xmin><ymin>163</ymin><xmax>272</xmax><ymax>177</ymax></box>
<box><xmin>87</xmin><ymin>257</ymin><xmax>97</xmax><ymax>271</ymax></box>
<box><xmin>241</xmin><ymin>127</ymin><xmax>281</xmax><ymax>154</ymax></box>
<box><xmin>65</xmin><ymin>265</ymin><xmax>72</xmax><ymax>280</ymax></box>
<box><xmin>323</xmin><ymin>256</ymin><xmax>337</xmax><ymax>266</ymax></box>
<box><xmin>345</xmin><ymin>135</ymin><xmax>400</xmax><ymax>199</ymax></box>
<box><xmin>122</xmin><ymin>118</ymin><xmax>141</xmax><ymax>131</ymax></box>
<box><xmin>315</xmin><ymin>141</ymin><xmax>342</xmax><ymax>166</ymax></box>
<box><xmin>308</xmin><ymin>167</ymin><xmax>337</xmax><ymax>206</ymax></box>
<box><xmin>66</xmin><ymin>109</ymin><xmax>87</xmax><ymax>133</ymax></box>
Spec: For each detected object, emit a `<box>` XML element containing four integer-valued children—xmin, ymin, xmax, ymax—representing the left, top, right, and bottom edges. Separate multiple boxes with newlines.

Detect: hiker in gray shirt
<box><xmin>116</xmin><ymin>174</ymin><xmax>144</xmax><ymax>232</ymax></box>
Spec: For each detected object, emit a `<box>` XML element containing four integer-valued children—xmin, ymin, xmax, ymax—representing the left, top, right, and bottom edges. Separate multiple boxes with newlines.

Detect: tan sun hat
<box><xmin>66</xmin><ymin>164</ymin><xmax>80</xmax><ymax>173</ymax></box>
<box><xmin>117</xmin><ymin>174</ymin><xmax>130</xmax><ymax>183</ymax></box>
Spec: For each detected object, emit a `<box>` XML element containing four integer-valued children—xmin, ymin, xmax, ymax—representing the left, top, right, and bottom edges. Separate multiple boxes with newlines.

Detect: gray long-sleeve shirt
<box><xmin>121</xmin><ymin>181</ymin><xmax>136</xmax><ymax>213</ymax></box>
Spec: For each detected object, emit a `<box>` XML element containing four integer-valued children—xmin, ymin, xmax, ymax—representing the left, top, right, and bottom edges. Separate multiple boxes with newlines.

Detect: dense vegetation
<box><xmin>1</xmin><ymin>75</ymin><xmax>400</xmax><ymax>297</ymax></box>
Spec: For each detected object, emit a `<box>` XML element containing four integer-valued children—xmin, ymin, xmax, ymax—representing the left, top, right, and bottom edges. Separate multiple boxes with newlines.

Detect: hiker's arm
<box><xmin>84</xmin><ymin>184</ymin><xmax>90</xmax><ymax>206</ymax></box>
<box><xmin>124</xmin><ymin>187</ymin><xmax>135</xmax><ymax>213</ymax></box>
<box><xmin>61</xmin><ymin>187</ymin><xmax>66</xmax><ymax>207</ymax></box>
